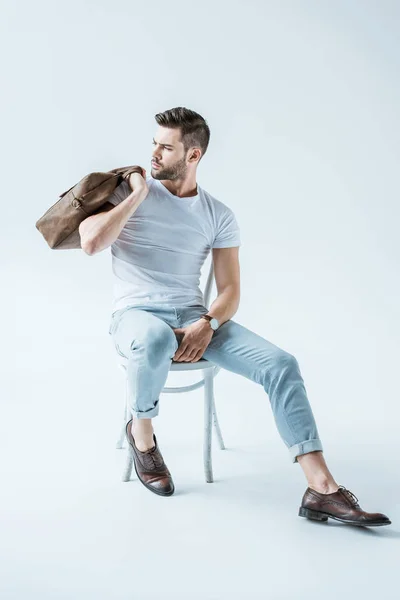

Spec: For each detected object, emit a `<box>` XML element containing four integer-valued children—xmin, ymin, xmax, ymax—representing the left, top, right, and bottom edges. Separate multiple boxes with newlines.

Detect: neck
<box><xmin>159</xmin><ymin>177</ymin><xmax>198</xmax><ymax>198</ymax></box>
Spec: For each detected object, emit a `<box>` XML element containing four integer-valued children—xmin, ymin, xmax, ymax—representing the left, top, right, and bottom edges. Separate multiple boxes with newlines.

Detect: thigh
<box><xmin>109</xmin><ymin>306</ymin><xmax>179</xmax><ymax>360</ymax></box>
<box><xmin>202</xmin><ymin>319</ymin><xmax>294</xmax><ymax>385</ymax></box>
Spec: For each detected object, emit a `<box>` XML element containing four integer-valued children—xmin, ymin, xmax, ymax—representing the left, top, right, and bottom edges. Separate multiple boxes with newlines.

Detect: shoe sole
<box><xmin>127</xmin><ymin>442</ymin><xmax>175</xmax><ymax>497</ymax></box>
<box><xmin>298</xmin><ymin>506</ymin><xmax>391</xmax><ymax>526</ymax></box>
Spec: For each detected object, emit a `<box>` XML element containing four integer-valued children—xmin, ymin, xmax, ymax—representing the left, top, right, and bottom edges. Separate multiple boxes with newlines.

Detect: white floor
<box><xmin>1</xmin><ymin>355</ymin><xmax>399</xmax><ymax>600</ymax></box>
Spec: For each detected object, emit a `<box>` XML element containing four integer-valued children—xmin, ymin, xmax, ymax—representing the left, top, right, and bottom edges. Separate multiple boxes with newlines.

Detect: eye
<box><xmin>152</xmin><ymin>141</ymin><xmax>171</xmax><ymax>150</ymax></box>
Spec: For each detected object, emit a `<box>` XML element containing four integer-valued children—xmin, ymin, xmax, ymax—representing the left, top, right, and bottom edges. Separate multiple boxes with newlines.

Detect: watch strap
<box><xmin>200</xmin><ymin>314</ymin><xmax>213</xmax><ymax>322</ymax></box>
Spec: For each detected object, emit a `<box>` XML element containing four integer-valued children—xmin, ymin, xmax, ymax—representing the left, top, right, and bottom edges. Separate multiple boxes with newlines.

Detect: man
<box><xmin>79</xmin><ymin>107</ymin><xmax>391</xmax><ymax>527</ymax></box>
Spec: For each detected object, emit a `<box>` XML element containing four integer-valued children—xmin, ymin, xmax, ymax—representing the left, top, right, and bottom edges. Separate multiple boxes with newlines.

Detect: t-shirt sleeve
<box><xmin>106</xmin><ymin>181</ymin><xmax>131</xmax><ymax>206</ymax></box>
<box><xmin>212</xmin><ymin>206</ymin><xmax>241</xmax><ymax>248</ymax></box>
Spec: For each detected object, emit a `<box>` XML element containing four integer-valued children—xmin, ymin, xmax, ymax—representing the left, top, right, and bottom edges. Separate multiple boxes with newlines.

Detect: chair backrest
<box><xmin>203</xmin><ymin>257</ymin><xmax>215</xmax><ymax>310</ymax></box>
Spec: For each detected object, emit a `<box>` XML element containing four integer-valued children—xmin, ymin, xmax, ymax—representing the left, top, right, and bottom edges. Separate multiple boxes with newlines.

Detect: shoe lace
<box><xmin>129</xmin><ymin>424</ymin><xmax>165</xmax><ymax>470</ymax></box>
<box><xmin>338</xmin><ymin>485</ymin><xmax>359</xmax><ymax>506</ymax></box>
<box><xmin>142</xmin><ymin>445</ymin><xmax>164</xmax><ymax>470</ymax></box>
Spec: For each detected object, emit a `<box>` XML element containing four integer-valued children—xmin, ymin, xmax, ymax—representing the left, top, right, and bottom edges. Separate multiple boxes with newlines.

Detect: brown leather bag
<box><xmin>35</xmin><ymin>164</ymin><xmax>145</xmax><ymax>250</ymax></box>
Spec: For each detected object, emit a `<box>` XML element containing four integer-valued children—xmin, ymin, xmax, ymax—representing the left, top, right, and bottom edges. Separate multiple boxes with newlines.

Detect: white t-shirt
<box><xmin>107</xmin><ymin>175</ymin><xmax>241</xmax><ymax>314</ymax></box>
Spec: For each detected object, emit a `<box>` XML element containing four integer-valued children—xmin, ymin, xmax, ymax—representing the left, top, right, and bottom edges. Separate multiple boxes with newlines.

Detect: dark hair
<box><xmin>154</xmin><ymin>107</ymin><xmax>210</xmax><ymax>162</ymax></box>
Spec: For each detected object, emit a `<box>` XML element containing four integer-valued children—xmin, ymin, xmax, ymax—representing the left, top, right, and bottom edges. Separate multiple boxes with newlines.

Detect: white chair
<box><xmin>115</xmin><ymin>258</ymin><xmax>225</xmax><ymax>483</ymax></box>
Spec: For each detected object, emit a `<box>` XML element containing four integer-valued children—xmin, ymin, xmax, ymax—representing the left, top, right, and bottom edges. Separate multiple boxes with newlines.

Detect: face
<box><xmin>151</xmin><ymin>126</ymin><xmax>199</xmax><ymax>180</ymax></box>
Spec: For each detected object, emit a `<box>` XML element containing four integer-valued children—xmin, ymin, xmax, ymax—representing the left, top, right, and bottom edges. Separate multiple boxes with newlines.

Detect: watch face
<box><xmin>210</xmin><ymin>318</ymin><xmax>219</xmax><ymax>330</ymax></box>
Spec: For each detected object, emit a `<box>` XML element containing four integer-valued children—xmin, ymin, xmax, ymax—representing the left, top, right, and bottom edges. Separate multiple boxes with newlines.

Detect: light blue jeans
<box><xmin>108</xmin><ymin>303</ymin><xmax>323</xmax><ymax>463</ymax></box>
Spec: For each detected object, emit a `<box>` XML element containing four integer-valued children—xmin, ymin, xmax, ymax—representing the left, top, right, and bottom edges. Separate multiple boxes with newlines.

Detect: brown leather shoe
<box><xmin>125</xmin><ymin>419</ymin><xmax>175</xmax><ymax>497</ymax></box>
<box><xmin>299</xmin><ymin>485</ymin><xmax>391</xmax><ymax>526</ymax></box>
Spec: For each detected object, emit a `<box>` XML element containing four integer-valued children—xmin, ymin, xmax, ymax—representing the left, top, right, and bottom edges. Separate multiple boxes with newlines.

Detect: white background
<box><xmin>2</xmin><ymin>1</ymin><xmax>399</xmax><ymax>598</ymax></box>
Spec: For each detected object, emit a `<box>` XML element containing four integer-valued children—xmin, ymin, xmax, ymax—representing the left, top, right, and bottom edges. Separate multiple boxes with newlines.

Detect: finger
<box><xmin>174</xmin><ymin>344</ymin><xmax>189</xmax><ymax>360</ymax></box>
<box><xmin>184</xmin><ymin>348</ymin><xmax>200</xmax><ymax>362</ymax></box>
<box><xmin>188</xmin><ymin>347</ymin><xmax>200</xmax><ymax>360</ymax></box>
<box><xmin>177</xmin><ymin>347</ymin><xmax>196</xmax><ymax>362</ymax></box>
<box><xmin>190</xmin><ymin>350</ymin><xmax>204</xmax><ymax>363</ymax></box>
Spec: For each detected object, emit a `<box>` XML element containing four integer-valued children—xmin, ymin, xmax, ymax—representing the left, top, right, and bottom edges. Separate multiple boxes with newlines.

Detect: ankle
<box><xmin>131</xmin><ymin>422</ymin><xmax>153</xmax><ymax>439</ymax></box>
<box><xmin>308</xmin><ymin>479</ymin><xmax>339</xmax><ymax>494</ymax></box>
<box><xmin>132</xmin><ymin>417</ymin><xmax>153</xmax><ymax>432</ymax></box>
<box><xmin>134</xmin><ymin>437</ymin><xmax>156</xmax><ymax>452</ymax></box>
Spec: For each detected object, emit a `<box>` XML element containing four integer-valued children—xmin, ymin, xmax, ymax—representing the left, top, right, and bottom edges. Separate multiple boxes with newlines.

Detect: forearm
<box><xmin>79</xmin><ymin>188</ymin><xmax>147</xmax><ymax>255</ymax></box>
<box><xmin>205</xmin><ymin>285</ymin><xmax>240</xmax><ymax>326</ymax></box>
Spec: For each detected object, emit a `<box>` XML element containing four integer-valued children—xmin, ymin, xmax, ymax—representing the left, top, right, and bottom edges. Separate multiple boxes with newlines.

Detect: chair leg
<box><xmin>122</xmin><ymin>444</ymin><xmax>134</xmax><ymax>482</ymax></box>
<box><xmin>203</xmin><ymin>369</ymin><xmax>214</xmax><ymax>483</ymax></box>
<box><xmin>122</xmin><ymin>405</ymin><xmax>134</xmax><ymax>482</ymax></box>
<box><xmin>116</xmin><ymin>377</ymin><xmax>129</xmax><ymax>449</ymax></box>
<box><xmin>212</xmin><ymin>397</ymin><xmax>225</xmax><ymax>450</ymax></box>
<box><xmin>118</xmin><ymin>365</ymin><xmax>222</xmax><ymax>483</ymax></box>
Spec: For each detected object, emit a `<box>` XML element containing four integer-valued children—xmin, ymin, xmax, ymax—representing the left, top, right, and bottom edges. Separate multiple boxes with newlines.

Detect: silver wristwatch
<box><xmin>200</xmin><ymin>314</ymin><xmax>219</xmax><ymax>331</ymax></box>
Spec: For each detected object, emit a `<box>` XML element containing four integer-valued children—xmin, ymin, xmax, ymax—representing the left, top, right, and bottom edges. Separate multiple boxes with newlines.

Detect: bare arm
<box><xmin>205</xmin><ymin>247</ymin><xmax>240</xmax><ymax>325</ymax></box>
<box><xmin>79</xmin><ymin>174</ymin><xmax>148</xmax><ymax>255</ymax></box>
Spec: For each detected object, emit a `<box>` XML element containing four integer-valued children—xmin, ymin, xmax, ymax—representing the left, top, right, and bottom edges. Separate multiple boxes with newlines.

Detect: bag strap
<box><xmin>58</xmin><ymin>165</ymin><xmax>144</xmax><ymax>199</ymax></box>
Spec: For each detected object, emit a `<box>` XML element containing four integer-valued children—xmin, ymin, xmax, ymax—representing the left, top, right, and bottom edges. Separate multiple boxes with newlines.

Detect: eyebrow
<box><xmin>153</xmin><ymin>137</ymin><xmax>174</xmax><ymax>149</ymax></box>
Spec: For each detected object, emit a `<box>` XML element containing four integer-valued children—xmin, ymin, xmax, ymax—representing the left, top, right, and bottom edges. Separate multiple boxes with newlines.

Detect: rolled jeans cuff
<box><xmin>289</xmin><ymin>439</ymin><xmax>324</xmax><ymax>463</ymax></box>
<box><xmin>134</xmin><ymin>405</ymin><xmax>160</xmax><ymax>419</ymax></box>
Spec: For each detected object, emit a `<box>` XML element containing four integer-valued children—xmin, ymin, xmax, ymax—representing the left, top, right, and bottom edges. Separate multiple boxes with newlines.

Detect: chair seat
<box><xmin>170</xmin><ymin>358</ymin><xmax>216</xmax><ymax>371</ymax></box>
<box><xmin>117</xmin><ymin>356</ymin><xmax>215</xmax><ymax>372</ymax></box>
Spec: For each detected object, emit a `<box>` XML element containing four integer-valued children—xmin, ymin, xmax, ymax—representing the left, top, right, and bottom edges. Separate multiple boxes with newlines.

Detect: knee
<box><xmin>262</xmin><ymin>351</ymin><xmax>299</xmax><ymax>387</ymax></box>
<box><xmin>130</xmin><ymin>325</ymin><xmax>178</xmax><ymax>362</ymax></box>
<box><xmin>274</xmin><ymin>351</ymin><xmax>299</xmax><ymax>371</ymax></box>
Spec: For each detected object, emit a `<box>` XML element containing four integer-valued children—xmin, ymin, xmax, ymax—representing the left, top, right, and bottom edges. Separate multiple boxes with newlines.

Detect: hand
<box><xmin>172</xmin><ymin>319</ymin><xmax>214</xmax><ymax>363</ymax></box>
<box><xmin>128</xmin><ymin>169</ymin><xmax>148</xmax><ymax>195</ymax></box>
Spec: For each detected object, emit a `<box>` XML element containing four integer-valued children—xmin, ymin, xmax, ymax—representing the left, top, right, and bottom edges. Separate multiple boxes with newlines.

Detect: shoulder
<box><xmin>200</xmin><ymin>186</ymin><xmax>236</xmax><ymax>220</ymax></box>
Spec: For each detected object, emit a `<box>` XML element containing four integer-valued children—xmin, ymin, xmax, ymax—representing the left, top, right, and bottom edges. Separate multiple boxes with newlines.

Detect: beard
<box><xmin>151</xmin><ymin>156</ymin><xmax>188</xmax><ymax>180</ymax></box>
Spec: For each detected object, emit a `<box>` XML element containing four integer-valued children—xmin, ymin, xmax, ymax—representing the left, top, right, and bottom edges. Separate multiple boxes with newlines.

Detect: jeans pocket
<box><xmin>177</xmin><ymin>305</ymin><xmax>208</xmax><ymax>328</ymax></box>
<box><xmin>108</xmin><ymin>306</ymin><xmax>133</xmax><ymax>336</ymax></box>
<box><xmin>108</xmin><ymin>319</ymin><xmax>114</xmax><ymax>336</ymax></box>
<box><xmin>108</xmin><ymin>311</ymin><xmax>121</xmax><ymax>336</ymax></box>
<box><xmin>108</xmin><ymin>318</ymin><xmax>116</xmax><ymax>336</ymax></box>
